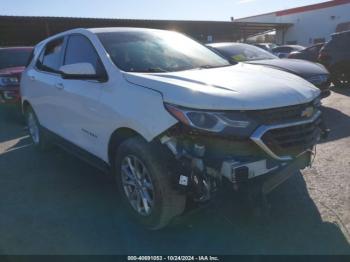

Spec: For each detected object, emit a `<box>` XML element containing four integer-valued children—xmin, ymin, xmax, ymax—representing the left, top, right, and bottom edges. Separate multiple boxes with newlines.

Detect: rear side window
<box><xmin>37</xmin><ymin>38</ymin><xmax>64</xmax><ymax>73</ymax></box>
<box><xmin>64</xmin><ymin>34</ymin><xmax>105</xmax><ymax>75</ymax></box>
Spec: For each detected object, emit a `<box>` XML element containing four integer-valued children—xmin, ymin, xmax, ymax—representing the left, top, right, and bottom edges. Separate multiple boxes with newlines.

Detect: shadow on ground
<box><xmin>0</xmin><ymin>105</ymin><xmax>24</xmax><ymax>143</ymax></box>
<box><xmin>320</xmin><ymin>105</ymin><xmax>350</xmax><ymax>143</ymax></box>
<box><xmin>0</xmin><ymin>137</ymin><xmax>349</xmax><ymax>255</ymax></box>
<box><xmin>331</xmin><ymin>86</ymin><xmax>350</xmax><ymax>96</ymax></box>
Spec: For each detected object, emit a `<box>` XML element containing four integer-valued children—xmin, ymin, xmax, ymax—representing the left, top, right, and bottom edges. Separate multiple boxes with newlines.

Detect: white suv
<box><xmin>21</xmin><ymin>28</ymin><xmax>327</xmax><ymax>229</ymax></box>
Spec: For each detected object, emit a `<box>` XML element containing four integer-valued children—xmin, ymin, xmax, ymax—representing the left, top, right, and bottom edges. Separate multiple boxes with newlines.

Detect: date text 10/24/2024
<box><xmin>127</xmin><ymin>256</ymin><xmax>220</xmax><ymax>261</ymax></box>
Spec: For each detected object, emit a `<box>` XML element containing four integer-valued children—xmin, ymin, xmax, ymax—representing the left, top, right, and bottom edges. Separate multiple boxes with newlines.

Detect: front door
<box><xmin>54</xmin><ymin>34</ymin><xmax>108</xmax><ymax>157</ymax></box>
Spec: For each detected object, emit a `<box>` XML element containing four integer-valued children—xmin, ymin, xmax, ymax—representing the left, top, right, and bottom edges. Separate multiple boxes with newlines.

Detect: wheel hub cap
<box><xmin>121</xmin><ymin>155</ymin><xmax>154</xmax><ymax>216</ymax></box>
<box><xmin>27</xmin><ymin>113</ymin><xmax>39</xmax><ymax>145</ymax></box>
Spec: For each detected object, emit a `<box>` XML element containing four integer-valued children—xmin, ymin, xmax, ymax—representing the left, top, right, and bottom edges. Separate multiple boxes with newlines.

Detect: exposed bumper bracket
<box><xmin>262</xmin><ymin>152</ymin><xmax>310</xmax><ymax>194</ymax></box>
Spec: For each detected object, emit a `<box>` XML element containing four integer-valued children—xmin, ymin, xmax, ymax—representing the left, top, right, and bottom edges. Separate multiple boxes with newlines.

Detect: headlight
<box><xmin>307</xmin><ymin>75</ymin><xmax>329</xmax><ymax>86</ymax></box>
<box><xmin>165</xmin><ymin>103</ymin><xmax>252</xmax><ymax>133</ymax></box>
<box><xmin>0</xmin><ymin>76</ymin><xmax>19</xmax><ymax>87</ymax></box>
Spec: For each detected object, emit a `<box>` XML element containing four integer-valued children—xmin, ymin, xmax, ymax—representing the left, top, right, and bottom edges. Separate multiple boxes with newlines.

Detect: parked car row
<box><xmin>207</xmin><ymin>42</ymin><xmax>331</xmax><ymax>98</ymax></box>
<box><xmin>19</xmin><ymin>28</ymin><xmax>330</xmax><ymax>229</ymax></box>
<box><xmin>287</xmin><ymin>31</ymin><xmax>350</xmax><ymax>88</ymax></box>
<box><xmin>318</xmin><ymin>31</ymin><xmax>350</xmax><ymax>88</ymax></box>
<box><xmin>252</xmin><ymin>31</ymin><xmax>350</xmax><ymax>89</ymax></box>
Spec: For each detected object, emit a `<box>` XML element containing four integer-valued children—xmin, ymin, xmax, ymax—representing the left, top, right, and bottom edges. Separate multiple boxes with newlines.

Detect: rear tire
<box><xmin>25</xmin><ymin>107</ymin><xmax>51</xmax><ymax>150</ymax></box>
<box><xmin>114</xmin><ymin>136</ymin><xmax>186</xmax><ymax>230</ymax></box>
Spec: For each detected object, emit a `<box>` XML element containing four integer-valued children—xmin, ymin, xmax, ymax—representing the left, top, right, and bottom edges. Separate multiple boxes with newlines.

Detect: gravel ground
<box><xmin>0</xmin><ymin>89</ymin><xmax>349</xmax><ymax>255</ymax></box>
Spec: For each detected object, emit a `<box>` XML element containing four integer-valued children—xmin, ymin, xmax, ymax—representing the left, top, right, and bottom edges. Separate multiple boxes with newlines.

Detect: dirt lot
<box><xmin>0</xmin><ymin>88</ymin><xmax>349</xmax><ymax>255</ymax></box>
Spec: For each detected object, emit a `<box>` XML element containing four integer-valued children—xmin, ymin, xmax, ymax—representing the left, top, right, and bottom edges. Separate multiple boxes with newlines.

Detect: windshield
<box><xmin>0</xmin><ymin>49</ymin><xmax>32</xmax><ymax>70</ymax></box>
<box><xmin>97</xmin><ymin>30</ymin><xmax>230</xmax><ymax>73</ymax></box>
<box><xmin>211</xmin><ymin>44</ymin><xmax>278</xmax><ymax>62</ymax></box>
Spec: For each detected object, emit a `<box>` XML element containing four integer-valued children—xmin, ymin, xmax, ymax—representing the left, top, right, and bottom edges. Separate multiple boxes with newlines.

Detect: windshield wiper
<box><xmin>198</xmin><ymin>65</ymin><xmax>218</xmax><ymax>69</ymax></box>
<box><xmin>147</xmin><ymin>67</ymin><xmax>168</xmax><ymax>73</ymax></box>
<box><xmin>196</xmin><ymin>64</ymin><xmax>231</xmax><ymax>70</ymax></box>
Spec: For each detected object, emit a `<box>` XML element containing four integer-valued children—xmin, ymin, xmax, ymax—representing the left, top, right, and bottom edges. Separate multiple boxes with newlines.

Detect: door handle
<box><xmin>29</xmin><ymin>75</ymin><xmax>36</xmax><ymax>81</ymax></box>
<box><xmin>55</xmin><ymin>83</ymin><xmax>64</xmax><ymax>90</ymax></box>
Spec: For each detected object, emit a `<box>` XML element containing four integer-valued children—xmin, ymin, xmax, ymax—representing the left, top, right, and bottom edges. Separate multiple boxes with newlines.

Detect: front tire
<box><xmin>25</xmin><ymin>107</ymin><xmax>50</xmax><ymax>150</ymax></box>
<box><xmin>114</xmin><ymin>137</ymin><xmax>186</xmax><ymax>230</ymax></box>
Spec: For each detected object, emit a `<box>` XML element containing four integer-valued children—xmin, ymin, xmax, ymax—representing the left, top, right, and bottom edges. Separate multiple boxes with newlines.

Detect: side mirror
<box><xmin>60</xmin><ymin>63</ymin><xmax>104</xmax><ymax>80</ymax></box>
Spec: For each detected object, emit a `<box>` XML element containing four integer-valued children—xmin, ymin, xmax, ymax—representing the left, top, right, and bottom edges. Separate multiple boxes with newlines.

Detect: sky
<box><xmin>0</xmin><ymin>0</ymin><xmax>326</xmax><ymax>21</ymax></box>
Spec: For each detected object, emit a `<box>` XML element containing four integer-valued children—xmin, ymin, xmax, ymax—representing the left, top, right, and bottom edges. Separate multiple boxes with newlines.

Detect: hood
<box><xmin>123</xmin><ymin>63</ymin><xmax>320</xmax><ymax>111</ymax></box>
<box><xmin>246</xmin><ymin>59</ymin><xmax>329</xmax><ymax>78</ymax></box>
<box><xmin>0</xmin><ymin>66</ymin><xmax>26</xmax><ymax>76</ymax></box>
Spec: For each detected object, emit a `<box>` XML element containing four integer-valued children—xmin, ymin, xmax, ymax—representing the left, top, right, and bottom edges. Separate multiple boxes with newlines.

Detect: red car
<box><xmin>0</xmin><ymin>47</ymin><xmax>33</xmax><ymax>105</ymax></box>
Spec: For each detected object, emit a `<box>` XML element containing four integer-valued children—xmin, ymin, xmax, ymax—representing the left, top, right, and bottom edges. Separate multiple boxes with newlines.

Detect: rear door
<box><xmin>55</xmin><ymin>34</ymin><xmax>108</xmax><ymax>156</ymax></box>
<box><xmin>27</xmin><ymin>37</ymin><xmax>66</xmax><ymax>134</ymax></box>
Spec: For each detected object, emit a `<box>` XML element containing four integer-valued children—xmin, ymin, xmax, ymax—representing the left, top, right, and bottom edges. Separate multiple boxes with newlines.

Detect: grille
<box><xmin>261</xmin><ymin>116</ymin><xmax>322</xmax><ymax>157</ymax></box>
<box><xmin>247</xmin><ymin>102</ymin><xmax>315</xmax><ymax>125</ymax></box>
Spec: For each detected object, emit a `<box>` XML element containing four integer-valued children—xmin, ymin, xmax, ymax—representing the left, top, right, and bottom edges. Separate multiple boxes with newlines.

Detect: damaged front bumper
<box><xmin>160</xmin><ymin>109</ymin><xmax>329</xmax><ymax>202</ymax></box>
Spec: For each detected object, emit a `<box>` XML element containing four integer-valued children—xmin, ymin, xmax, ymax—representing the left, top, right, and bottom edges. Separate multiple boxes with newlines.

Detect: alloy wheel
<box><xmin>27</xmin><ymin>112</ymin><xmax>40</xmax><ymax>145</ymax></box>
<box><xmin>121</xmin><ymin>155</ymin><xmax>155</xmax><ymax>216</ymax></box>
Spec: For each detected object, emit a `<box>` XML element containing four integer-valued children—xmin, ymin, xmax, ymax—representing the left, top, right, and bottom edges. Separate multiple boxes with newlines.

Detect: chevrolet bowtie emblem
<box><xmin>301</xmin><ymin>106</ymin><xmax>314</xmax><ymax>118</ymax></box>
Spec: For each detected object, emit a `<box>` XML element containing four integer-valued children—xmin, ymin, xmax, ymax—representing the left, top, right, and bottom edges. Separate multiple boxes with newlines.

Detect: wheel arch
<box><xmin>22</xmin><ymin>100</ymin><xmax>31</xmax><ymax>114</ymax></box>
<box><xmin>107</xmin><ymin>127</ymin><xmax>146</xmax><ymax>167</ymax></box>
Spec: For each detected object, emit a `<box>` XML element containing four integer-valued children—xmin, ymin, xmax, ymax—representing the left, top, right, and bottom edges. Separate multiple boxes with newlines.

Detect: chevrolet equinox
<box><xmin>21</xmin><ymin>28</ymin><xmax>328</xmax><ymax>229</ymax></box>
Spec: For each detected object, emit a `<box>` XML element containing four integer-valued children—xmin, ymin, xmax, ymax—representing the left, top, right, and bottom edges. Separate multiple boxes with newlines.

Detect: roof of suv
<box><xmin>36</xmin><ymin>27</ymin><xmax>173</xmax><ymax>46</ymax></box>
<box><xmin>88</xmin><ymin>27</ymin><xmax>167</xmax><ymax>34</ymax></box>
<box><xmin>331</xmin><ymin>30</ymin><xmax>350</xmax><ymax>38</ymax></box>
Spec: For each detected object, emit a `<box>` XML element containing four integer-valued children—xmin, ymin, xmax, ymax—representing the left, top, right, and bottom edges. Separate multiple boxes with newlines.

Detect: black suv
<box><xmin>319</xmin><ymin>31</ymin><xmax>350</xmax><ymax>88</ymax></box>
<box><xmin>288</xmin><ymin>43</ymin><xmax>324</xmax><ymax>62</ymax></box>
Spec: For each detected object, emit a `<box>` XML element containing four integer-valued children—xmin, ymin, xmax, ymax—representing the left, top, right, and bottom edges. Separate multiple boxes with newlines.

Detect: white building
<box><xmin>236</xmin><ymin>0</ymin><xmax>350</xmax><ymax>46</ymax></box>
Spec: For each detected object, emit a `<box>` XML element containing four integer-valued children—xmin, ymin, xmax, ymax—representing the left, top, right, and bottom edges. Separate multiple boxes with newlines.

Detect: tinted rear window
<box><xmin>37</xmin><ymin>38</ymin><xmax>65</xmax><ymax>73</ymax></box>
<box><xmin>325</xmin><ymin>36</ymin><xmax>350</xmax><ymax>50</ymax></box>
<box><xmin>0</xmin><ymin>49</ymin><xmax>32</xmax><ymax>70</ymax></box>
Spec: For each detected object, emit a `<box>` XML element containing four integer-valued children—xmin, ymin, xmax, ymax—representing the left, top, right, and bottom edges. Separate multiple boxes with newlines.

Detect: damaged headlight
<box><xmin>165</xmin><ymin>103</ymin><xmax>253</xmax><ymax>133</ymax></box>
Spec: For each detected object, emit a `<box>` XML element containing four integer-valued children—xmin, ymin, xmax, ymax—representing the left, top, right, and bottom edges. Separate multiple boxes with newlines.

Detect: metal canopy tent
<box><xmin>0</xmin><ymin>15</ymin><xmax>291</xmax><ymax>46</ymax></box>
